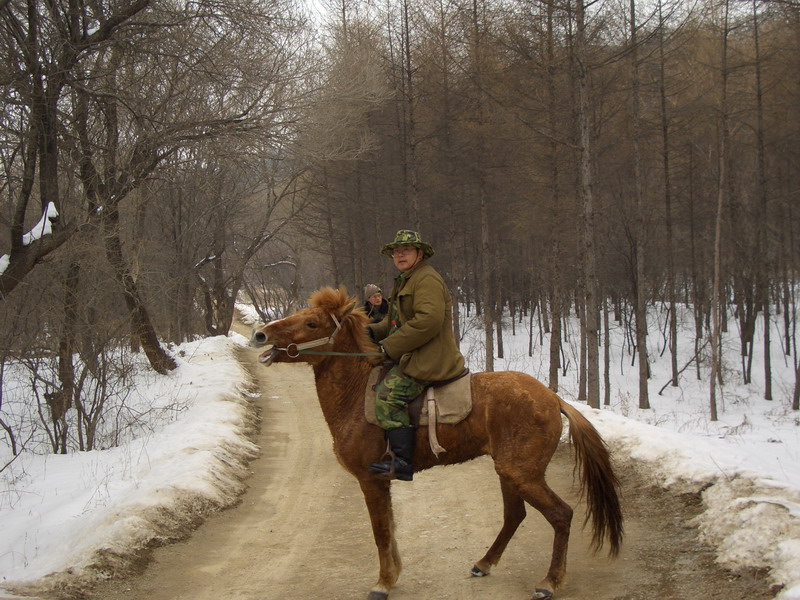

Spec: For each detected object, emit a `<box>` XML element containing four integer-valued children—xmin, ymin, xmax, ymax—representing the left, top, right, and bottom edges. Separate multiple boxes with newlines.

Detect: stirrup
<box><xmin>368</xmin><ymin>446</ymin><xmax>398</xmax><ymax>479</ymax></box>
<box><xmin>381</xmin><ymin>449</ymin><xmax>398</xmax><ymax>479</ymax></box>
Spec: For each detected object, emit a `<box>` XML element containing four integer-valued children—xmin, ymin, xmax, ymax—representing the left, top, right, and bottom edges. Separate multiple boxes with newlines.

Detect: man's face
<box><xmin>368</xmin><ymin>292</ymin><xmax>383</xmax><ymax>305</ymax></box>
<box><xmin>392</xmin><ymin>245</ymin><xmax>422</xmax><ymax>272</ymax></box>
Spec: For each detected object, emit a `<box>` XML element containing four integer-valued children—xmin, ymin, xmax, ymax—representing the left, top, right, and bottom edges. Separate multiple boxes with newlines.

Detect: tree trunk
<box><xmin>496</xmin><ymin>312</ymin><xmax>504</xmax><ymax>359</ymax></box>
<box><xmin>604</xmin><ymin>294</ymin><xmax>611</xmax><ymax>406</ymax></box>
<box><xmin>401</xmin><ymin>0</ymin><xmax>421</xmax><ymax>231</ymax></box>
<box><xmin>48</xmin><ymin>261</ymin><xmax>81</xmax><ymax>453</ymax></box>
<box><xmin>495</xmin><ymin>249</ymin><xmax>504</xmax><ymax>360</ymax></box>
<box><xmin>348</xmin><ymin>219</ymin><xmax>360</xmax><ymax>298</ymax></box>
<box><xmin>576</xmin><ymin>0</ymin><xmax>600</xmax><ymax>408</ymax></box>
<box><xmin>631</xmin><ymin>0</ymin><xmax>650</xmax><ymax>409</ymax></box>
<box><xmin>448</xmin><ymin>204</ymin><xmax>462</xmax><ymax>346</ymax></box>
<box><xmin>104</xmin><ymin>206</ymin><xmax>176</xmax><ymax>374</ymax></box>
<box><xmin>435</xmin><ymin>0</ymin><xmax>461</xmax><ymax>347</ymax></box>
<box><xmin>324</xmin><ymin>172</ymin><xmax>341</xmax><ymax>286</ymax></box>
<box><xmin>710</xmin><ymin>0</ymin><xmax>732</xmax><ymax>422</ymax></box>
<box><xmin>578</xmin><ymin>296</ymin><xmax>588</xmax><ymax>403</ymax></box>
<box><xmin>545</xmin><ymin>0</ymin><xmax>561</xmax><ymax>394</ymax></box>
<box><xmin>471</xmin><ymin>0</ymin><xmax>494</xmax><ymax>372</ymax></box>
<box><xmin>480</xmin><ymin>190</ymin><xmax>494</xmax><ymax>372</ymax></box>
<box><xmin>752</xmin><ymin>0</ymin><xmax>772</xmax><ymax>400</ymax></box>
<box><xmin>658</xmin><ymin>0</ymin><xmax>679</xmax><ymax>387</ymax></box>
<box><xmin>529</xmin><ymin>297</ymin><xmax>535</xmax><ymax>358</ymax></box>
<box><xmin>782</xmin><ymin>267</ymin><xmax>791</xmax><ymax>356</ymax></box>
<box><xmin>549</xmin><ymin>288</ymin><xmax>561</xmax><ymax>392</ymax></box>
<box><xmin>688</xmin><ymin>145</ymin><xmax>704</xmax><ymax>381</ymax></box>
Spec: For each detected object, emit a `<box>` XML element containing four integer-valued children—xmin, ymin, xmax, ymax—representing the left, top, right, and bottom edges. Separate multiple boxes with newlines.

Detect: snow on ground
<box><xmin>0</xmin><ymin>335</ymin><xmax>259</xmax><ymax>596</ymax></box>
<box><xmin>460</xmin><ymin>303</ymin><xmax>800</xmax><ymax>599</ymax></box>
<box><xmin>0</xmin><ymin>302</ymin><xmax>798</xmax><ymax>599</ymax></box>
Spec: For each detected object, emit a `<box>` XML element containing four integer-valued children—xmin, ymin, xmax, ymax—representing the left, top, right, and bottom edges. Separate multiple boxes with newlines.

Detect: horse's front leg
<box><xmin>359</xmin><ymin>477</ymin><xmax>401</xmax><ymax>600</ymax></box>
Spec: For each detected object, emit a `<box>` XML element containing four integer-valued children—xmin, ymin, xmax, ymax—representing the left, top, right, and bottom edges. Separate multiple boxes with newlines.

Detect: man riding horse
<box><xmin>251</xmin><ymin>280</ymin><xmax>623</xmax><ymax>599</ymax></box>
<box><xmin>367</xmin><ymin>230</ymin><xmax>465</xmax><ymax>481</ymax></box>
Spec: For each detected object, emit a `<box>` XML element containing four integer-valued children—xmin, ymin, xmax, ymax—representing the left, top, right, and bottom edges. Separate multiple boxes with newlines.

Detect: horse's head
<box><xmin>250</xmin><ymin>287</ymin><xmax>370</xmax><ymax>366</ymax></box>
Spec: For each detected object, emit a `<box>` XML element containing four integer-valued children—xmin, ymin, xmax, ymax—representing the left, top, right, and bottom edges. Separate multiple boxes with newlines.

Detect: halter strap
<box><xmin>273</xmin><ymin>313</ymin><xmax>343</xmax><ymax>358</ymax></box>
<box><xmin>271</xmin><ymin>311</ymin><xmax>384</xmax><ymax>358</ymax></box>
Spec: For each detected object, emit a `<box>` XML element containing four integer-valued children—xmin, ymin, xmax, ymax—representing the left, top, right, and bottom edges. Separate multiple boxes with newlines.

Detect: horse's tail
<box><xmin>559</xmin><ymin>399</ymin><xmax>624</xmax><ymax>556</ymax></box>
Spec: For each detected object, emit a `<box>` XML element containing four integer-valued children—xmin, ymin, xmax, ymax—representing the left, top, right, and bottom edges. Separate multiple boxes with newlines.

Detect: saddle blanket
<box><xmin>364</xmin><ymin>366</ymin><xmax>472</xmax><ymax>427</ymax></box>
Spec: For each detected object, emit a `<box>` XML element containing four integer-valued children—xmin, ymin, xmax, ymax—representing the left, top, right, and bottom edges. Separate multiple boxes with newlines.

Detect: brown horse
<box><xmin>250</xmin><ymin>287</ymin><xmax>623</xmax><ymax>600</ymax></box>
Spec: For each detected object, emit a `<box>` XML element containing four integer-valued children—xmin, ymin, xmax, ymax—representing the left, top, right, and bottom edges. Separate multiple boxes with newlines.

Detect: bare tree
<box><xmin>192</xmin><ymin>152</ymin><xmax>306</xmax><ymax>336</ymax></box>
<box><xmin>575</xmin><ymin>0</ymin><xmax>601</xmax><ymax>408</ymax></box>
<box><xmin>0</xmin><ymin>0</ymin><xmax>151</xmax><ymax>299</ymax></box>
<box><xmin>629</xmin><ymin>0</ymin><xmax>651</xmax><ymax>409</ymax></box>
<box><xmin>287</xmin><ymin>0</ymin><xmax>800</xmax><ymax>417</ymax></box>
<box><xmin>466</xmin><ymin>0</ymin><xmax>496</xmax><ymax>372</ymax></box>
<box><xmin>658</xmin><ymin>0</ymin><xmax>680</xmax><ymax>389</ymax></box>
<box><xmin>710</xmin><ymin>0</ymin><xmax>733</xmax><ymax>422</ymax></box>
<box><xmin>2</xmin><ymin>0</ymin><xmax>314</xmax><ymax>373</ymax></box>
<box><xmin>752</xmin><ymin>0</ymin><xmax>772</xmax><ymax>400</ymax></box>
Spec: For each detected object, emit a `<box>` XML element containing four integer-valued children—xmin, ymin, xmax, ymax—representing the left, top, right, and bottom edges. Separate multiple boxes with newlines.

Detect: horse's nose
<box><xmin>251</xmin><ymin>329</ymin><xmax>268</xmax><ymax>346</ymax></box>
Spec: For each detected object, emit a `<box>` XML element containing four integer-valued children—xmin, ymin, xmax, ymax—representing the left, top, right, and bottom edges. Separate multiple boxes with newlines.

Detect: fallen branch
<box><xmin>658</xmin><ymin>338</ymin><xmax>710</xmax><ymax>395</ymax></box>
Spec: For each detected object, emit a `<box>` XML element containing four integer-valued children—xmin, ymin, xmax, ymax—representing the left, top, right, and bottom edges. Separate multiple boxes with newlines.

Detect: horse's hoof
<box><xmin>471</xmin><ymin>565</ymin><xmax>489</xmax><ymax>577</ymax></box>
<box><xmin>532</xmin><ymin>589</ymin><xmax>554</xmax><ymax>600</ymax></box>
<box><xmin>367</xmin><ymin>591</ymin><xmax>389</xmax><ymax>600</ymax></box>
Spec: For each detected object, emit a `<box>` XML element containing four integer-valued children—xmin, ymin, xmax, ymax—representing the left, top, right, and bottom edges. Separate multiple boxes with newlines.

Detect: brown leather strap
<box><xmin>426</xmin><ymin>388</ymin><xmax>447</xmax><ymax>458</ymax></box>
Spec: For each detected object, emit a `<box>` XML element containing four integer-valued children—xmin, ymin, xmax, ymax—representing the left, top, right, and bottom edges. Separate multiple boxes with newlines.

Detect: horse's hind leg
<box><xmin>516</xmin><ymin>477</ymin><xmax>573</xmax><ymax>598</ymax></box>
<box><xmin>472</xmin><ymin>477</ymin><xmax>527</xmax><ymax>577</ymax></box>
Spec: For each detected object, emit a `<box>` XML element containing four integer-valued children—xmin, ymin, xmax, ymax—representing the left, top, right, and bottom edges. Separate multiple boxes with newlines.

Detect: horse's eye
<box><xmin>307</xmin><ymin>322</ymin><xmax>318</xmax><ymax>329</ymax></box>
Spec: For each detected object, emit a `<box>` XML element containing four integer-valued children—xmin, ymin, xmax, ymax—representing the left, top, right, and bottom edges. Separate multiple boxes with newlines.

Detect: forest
<box><xmin>1</xmin><ymin>0</ymin><xmax>798</xmax><ymax>456</ymax></box>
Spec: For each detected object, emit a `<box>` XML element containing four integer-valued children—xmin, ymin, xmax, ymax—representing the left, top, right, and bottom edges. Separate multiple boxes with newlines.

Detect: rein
<box><xmin>272</xmin><ymin>313</ymin><xmax>384</xmax><ymax>358</ymax></box>
<box><xmin>300</xmin><ymin>350</ymin><xmax>385</xmax><ymax>357</ymax></box>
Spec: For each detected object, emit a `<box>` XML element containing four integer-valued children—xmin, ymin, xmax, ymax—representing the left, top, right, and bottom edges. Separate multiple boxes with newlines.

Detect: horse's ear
<box><xmin>339</xmin><ymin>298</ymin><xmax>358</xmax><ymax>319</ymax></box>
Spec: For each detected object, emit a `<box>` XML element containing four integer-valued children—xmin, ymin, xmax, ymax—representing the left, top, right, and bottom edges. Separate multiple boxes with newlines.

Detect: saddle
<box><xmin>364</xmin><ymin>366</ymin><xmax>472</xmax><ymax>457</ymax></box>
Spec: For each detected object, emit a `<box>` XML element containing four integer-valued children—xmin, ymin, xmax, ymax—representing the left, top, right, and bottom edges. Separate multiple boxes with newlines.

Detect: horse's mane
<box><xmin>308</xmin><ymin>286</ymin><xmax>351</xmax><ymax>313</ymax></box>
<box><xmin>309</xmin><ymin>286</ymin><xmax>375</xmax><ymax>355</ymax></box>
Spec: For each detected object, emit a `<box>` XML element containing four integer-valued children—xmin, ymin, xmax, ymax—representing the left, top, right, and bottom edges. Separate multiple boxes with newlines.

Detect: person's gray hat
<box><xmin>364</xmin><ymin>284</ymin><xmax>381</xmax><ymax>298</ymax></box>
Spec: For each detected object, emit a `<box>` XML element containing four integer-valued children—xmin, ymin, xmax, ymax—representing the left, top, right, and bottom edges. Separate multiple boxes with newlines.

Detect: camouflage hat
<box><xmin>381</xmin><ymin>230</ymin><xmax>435</xmax><ymax>259</ymax></box>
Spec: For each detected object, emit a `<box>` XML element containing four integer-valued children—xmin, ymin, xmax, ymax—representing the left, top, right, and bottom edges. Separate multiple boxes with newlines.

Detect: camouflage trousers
<box><xmin>374</xmin><ymin>364</ymin><xmax>431</xmax><ymax>430</ymax></box>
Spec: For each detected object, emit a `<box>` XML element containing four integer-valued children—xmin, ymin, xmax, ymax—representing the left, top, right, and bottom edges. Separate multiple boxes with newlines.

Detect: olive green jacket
<box><xmin>368</xmin><ymin>260</ymin><xmax>465</xmax><ymax>382</ymax></box>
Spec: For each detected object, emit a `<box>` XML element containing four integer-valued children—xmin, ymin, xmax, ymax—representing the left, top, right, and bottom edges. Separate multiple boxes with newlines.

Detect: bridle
<box><xmin>269</xmin><ymin>313</ymin><xmax>344</xmax><ymax>358</ymax></box>
<box><xmin>270</xmin><ymin>313</ymin><xmax>383</xmax><ymax>358</ymax></box>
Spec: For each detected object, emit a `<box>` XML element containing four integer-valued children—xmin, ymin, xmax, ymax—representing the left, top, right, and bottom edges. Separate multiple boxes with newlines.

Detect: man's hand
<box><xmin>367</xmin><ymin>342</ymin><xmax>391</xmax><ymax>366</ymax></box>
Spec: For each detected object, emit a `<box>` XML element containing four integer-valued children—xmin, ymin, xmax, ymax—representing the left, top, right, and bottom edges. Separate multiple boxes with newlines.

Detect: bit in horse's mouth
<box><xmin>259</xmin><ymin>347</ymin><xmax>279</xmax><ymax>366</ymax></box>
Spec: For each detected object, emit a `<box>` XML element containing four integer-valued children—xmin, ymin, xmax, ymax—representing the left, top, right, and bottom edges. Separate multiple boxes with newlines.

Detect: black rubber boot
<box><xmin>368</xmin><ymin>427</ymin><xmax>416</xmax><ymax>481</ymax></box>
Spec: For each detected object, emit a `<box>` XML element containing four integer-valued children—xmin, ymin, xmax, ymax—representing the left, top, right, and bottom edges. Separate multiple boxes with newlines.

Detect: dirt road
<box><xmin>85</xmin><ymin>333</ymin><xmax>773</xmax><ymax>600</ymax></box>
